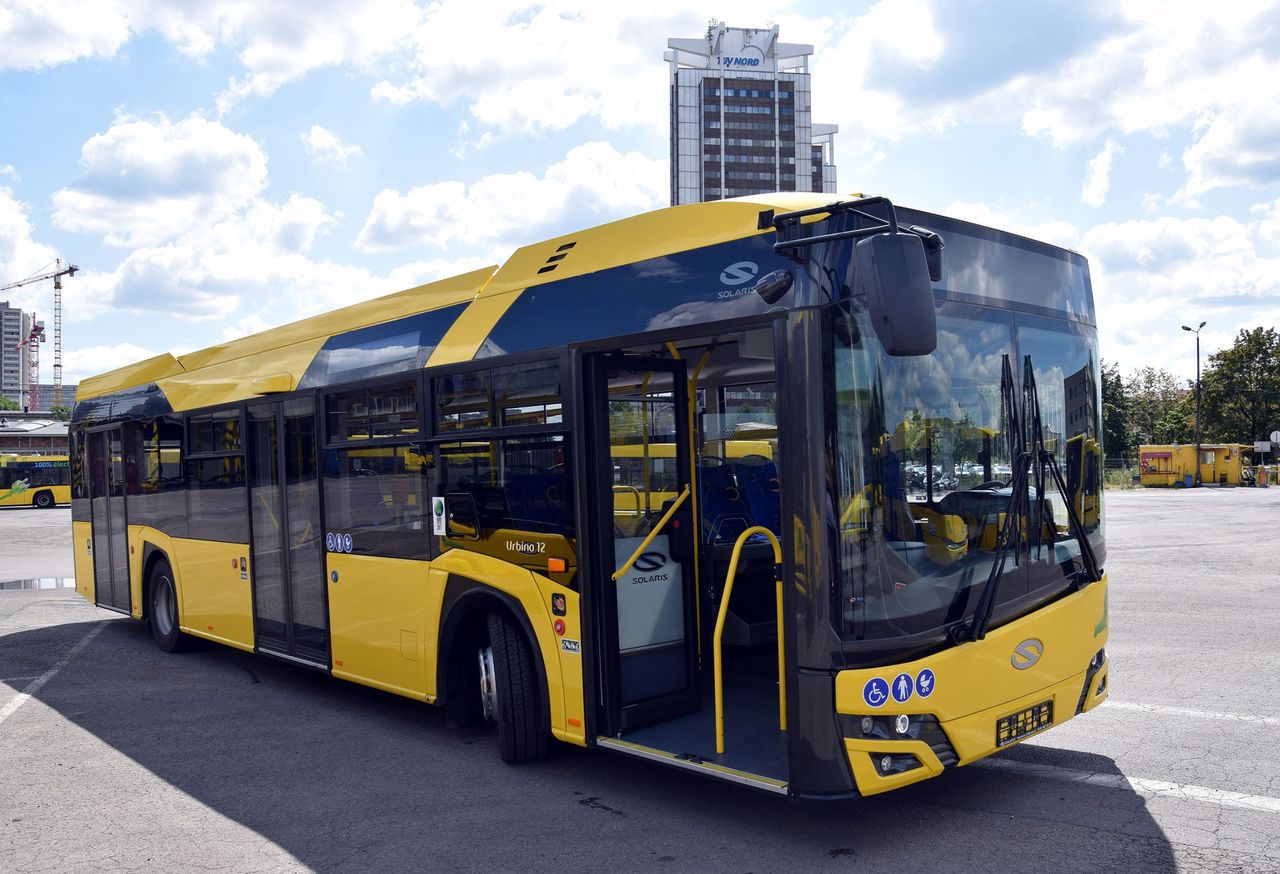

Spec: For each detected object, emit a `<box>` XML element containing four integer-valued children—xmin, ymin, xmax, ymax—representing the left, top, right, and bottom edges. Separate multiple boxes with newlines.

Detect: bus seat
<box><xmin>504</xmin><ymin>471</ymin><xmax>571</xmax><ymax>534</ymax></box>
<box><xmin>734</xmin><ymin>458</ymin><xmax>782</xmax><ymax>537</ymax></box>
<box><xmin>698</xmin><ymin>462</ymin><xmax>752</xmax><ymax>545</ymax></box>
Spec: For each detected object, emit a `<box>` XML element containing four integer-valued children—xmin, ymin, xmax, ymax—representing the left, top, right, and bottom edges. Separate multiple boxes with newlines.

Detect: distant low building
<box><xmin>1138</xmin><ymin>443</ymin><xmax>1250</xmax><ymax>486</ymax></box>
<box><xmin>0</xmin><ymin>412</ymin><xmax>68</xmax><ymax>454</ymax></box>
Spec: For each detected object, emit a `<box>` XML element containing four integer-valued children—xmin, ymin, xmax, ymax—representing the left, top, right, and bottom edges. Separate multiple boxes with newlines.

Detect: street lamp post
<box><xmin>1181</xmin><ymin>321</ymin><xmax>1206</xmax><ymax>486</ymax></box>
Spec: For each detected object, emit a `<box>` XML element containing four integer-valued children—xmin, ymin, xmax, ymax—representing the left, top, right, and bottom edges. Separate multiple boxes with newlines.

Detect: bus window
<box><xmin>436</xmin><ymin>436</ymin><xmax>577</xmax><ymax>587</ymax></box>
<box><xmin>323</xmin><ymin>443</ymin><xmax>431</xmax><ymax>560</ymax></box>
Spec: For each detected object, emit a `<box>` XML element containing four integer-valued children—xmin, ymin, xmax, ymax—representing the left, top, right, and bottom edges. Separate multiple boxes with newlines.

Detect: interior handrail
<box><xmin>611</xmin><ymin>484</ymin><xmax>691</xmax><ymax>581</ymax></box>
<box><xmin>713</xmin><ymin>525</ymin><xmax>785</xmax><ymax>755</ymax></box>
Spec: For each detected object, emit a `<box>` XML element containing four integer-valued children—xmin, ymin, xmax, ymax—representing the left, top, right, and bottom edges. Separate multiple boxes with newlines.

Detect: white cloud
<box><xmin>62</xmin><ymin>342</ymin><xmax>159</xmax><ymax>386</ymax></box>
<box><xmin>1081</xmin><ymin>210</ymin><xmax>1280</xmax><ymax>377</ymax></box>
<box><xmin>300</xmin><ymin>125</ymin><xmax>363</xmax><ymax>166</ymax></box>
<box><xmin>0</xmin><ymin>183</ymin><xmax>62</xmax><ymax>316</ymax></box>
<box><xmin>356</xmin><ymin>141</ymin><xmax>666</xmax><ymax>254</ymax></box>
<box><xmin>1082</xmin><ymin>139</ymin><xmax>1124</xmax><ymax>207</ymax></box>
<box><xmin>372</xmin><ymin>1</ymin><xmax>823</xmax><ymax>137</ymax></box>
<box><xmin>0</xmin><ymin>1</ymin><xmax>421</xmax><ymax>108</ymax></box>
<box><xmin>52</xmin><ymin>114</ymin><xmax>268</xmax><ymax>247</ymax></box>
<box><xmin>0</xmin><ymin>0</ymin><xmax>132</xmax><ymax>70</ymax></box>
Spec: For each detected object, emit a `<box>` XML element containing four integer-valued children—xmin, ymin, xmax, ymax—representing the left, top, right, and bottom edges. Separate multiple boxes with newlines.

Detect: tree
<box><xmin>1199</xmin><ymin>327</ymin><xmax>1280</xmax><ymax>444</ymax></box>
<box><xmin>50</xmin><ymin>405</ymin><xmax>71</xmax><ymax>421</ymax></box>
<box><xmin>1126</xmin><ymin>365</ymin><xmax>1185</xmax><ymax>446</ymax></box>
<box><xmin>0</xmin><ymin>396</ymin><xmax>18</xmax><ymax>411</ymax></box>
<box><xmin>1153</xmin><ymin>394</ymin><xmax>1194</xmax><ymax>444</ymax></box>
<box><xmin>1100</xmin><ymin>359</ymin><xmax>1131</xmax><ymax>460</ymax></box>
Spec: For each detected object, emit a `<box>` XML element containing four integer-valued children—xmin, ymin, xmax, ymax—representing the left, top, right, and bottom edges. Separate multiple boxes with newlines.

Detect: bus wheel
<box><xmin>148</xmin><ymin>560</ymin><xmax>187</xmax><ymax>653</ymax></box>
<box><xmin>32</xmin><ymin>490</ymin><xmax>54</xmax><ymax>509</ymax></box>
<box><xmin>484</xmin><ymin>612</ymin><xmax>547</xmax><ymax>763</ymax></box>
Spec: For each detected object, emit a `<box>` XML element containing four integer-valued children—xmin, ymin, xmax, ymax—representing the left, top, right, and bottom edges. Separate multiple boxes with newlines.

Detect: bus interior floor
<box><xmin>621</xmin><ymin>669</ymin><xmax>788</xmax><ymax>782</ymax></box>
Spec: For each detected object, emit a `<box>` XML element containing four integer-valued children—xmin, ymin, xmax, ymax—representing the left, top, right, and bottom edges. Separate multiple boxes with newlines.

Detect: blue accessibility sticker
<box><xmin>891</xmin><ymin>672</ymin><xmax>914</xmax><ymax>703</ymax></box>
<box><xmin>916</xmin><ymin>668</ymin><xmax>936</xmax><ymax>698</ymax></box>
<box><xmin>862</xmin><ymin>677</ymin><xmax>889</xmax><ymax>708</ymax></box>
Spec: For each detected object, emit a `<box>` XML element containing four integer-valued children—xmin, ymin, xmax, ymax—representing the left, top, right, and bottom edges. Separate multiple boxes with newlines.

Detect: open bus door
<box><xmin>584</xmin><ymin>354</ymin><xmax>700</xmax><ymax>735</ymax></box>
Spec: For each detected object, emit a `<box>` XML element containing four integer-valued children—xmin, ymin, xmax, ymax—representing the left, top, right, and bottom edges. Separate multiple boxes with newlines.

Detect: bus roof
<box><xmin>76</xmin><ymin>192</ymin><xmax>841</xmax><ymax>409</ymax></box>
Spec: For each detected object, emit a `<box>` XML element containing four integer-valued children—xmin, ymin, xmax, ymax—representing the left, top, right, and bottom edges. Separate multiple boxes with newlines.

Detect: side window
<box><xmin>186</xmin><ymin>408</ymin><xmax>247</xmax><ymax>543</ymax></box>
<box><xmin>321</xmin><ymin>377</ymin><xmax>430</xmax><ymax>560</ymax></box>
<box><xmin>436</xmin><ymin>370</ymin><xmax>491</xmax><ymax>432</ymax></box>
<box><xmin>322</xmin><ymin>443</ymin><xmax>430</xmax><ymax>560</ymax></box>
<box><xmin>436</xmin><ymin>435</ymin><xmax>576</xmax><ymax>587</ymax></box>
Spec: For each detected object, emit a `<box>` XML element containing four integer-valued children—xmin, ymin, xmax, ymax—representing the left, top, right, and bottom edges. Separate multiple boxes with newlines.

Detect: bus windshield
<box><xmin>828</xmin><ymin>297</ymin><xmax>1104</xmax><ymax>659</ymax></box>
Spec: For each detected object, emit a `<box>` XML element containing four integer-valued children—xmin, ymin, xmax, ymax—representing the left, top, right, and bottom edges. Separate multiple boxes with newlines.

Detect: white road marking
<box><xmin>975</xmin><ymin>757</ymin><xmax>1280</xmax><ymax>814</ymax></box>
<box><xmin>0</xmin><ymin>622</ymin><xmax>107</xmax><ymax>728</ymax></box>
<box><xmin>1104</xmin><ymin>700</ymin><xmax>1280</xmax><ymax>728</ymax></box>
<box><xmin>1</xmin><ymin>676</ymin><xmax>39</xmax><ymax>683</ymax></box>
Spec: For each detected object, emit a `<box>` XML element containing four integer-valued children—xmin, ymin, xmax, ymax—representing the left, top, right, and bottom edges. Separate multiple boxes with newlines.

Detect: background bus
<box><xmin>70</xmin><ymin>192</ymin><xmax>1107</xmax><ymax>799</ymax></box>
<box><xmin>0</xmin><ymin>454</ymin><xmax>69</xmax><ymax>508</ymax></box>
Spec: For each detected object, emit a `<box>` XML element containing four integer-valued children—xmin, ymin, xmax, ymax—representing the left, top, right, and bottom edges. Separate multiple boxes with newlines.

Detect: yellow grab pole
<box><xmin>776</xmin><ymin>577</ymin><xmax>787</xmax><ymax>732</ymax></box>
<box><xmin>714</xmin><ymin>525</ymin><xmax>783</xmax><ymax>754</ymax></box>
<box><xmin>612</xmin><ymin>485</ymin><xmax>691</xmax><ymax>581</ymax></box>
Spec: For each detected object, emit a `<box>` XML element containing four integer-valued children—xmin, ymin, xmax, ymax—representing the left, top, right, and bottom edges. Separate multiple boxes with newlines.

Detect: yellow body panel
<box><xmin>834</xmin><ymin>575</ymin><xmax>1109</xmax><ymax>795</ymax></box>
<box><xmin>428</xmin><ymin>549</ymin><xmax>586</xmax><ymax>746</ymax></box>
<box><xmin>427</xmin><ymin>291</ymin><xmax>522</xmax><ymax>367</ymax></box>
<box><xmin>78</xmin><ymin>267</ymin><xmax>496</xmax><ymax>404</ymax></box>
<box><xmin>328</xmin><ymin>553</ymin><xmax>434</xmax><ymax>701</ymax></box>
<box><xmin>165</xmin><ymin>535</ymin><xmax>256</xmax><ymax>651</ymax></box>
<box><xmin>72</xmin><ymin>520</ymin><xmax>94</xmax><ymax>603</ymax></box>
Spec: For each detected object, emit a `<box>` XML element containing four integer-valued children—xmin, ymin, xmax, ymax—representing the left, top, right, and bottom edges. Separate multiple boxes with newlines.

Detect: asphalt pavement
<box><xmin>1</xmin><ymin>491</ymin><xmax>1278</xmax><ymax>872</ymax></box>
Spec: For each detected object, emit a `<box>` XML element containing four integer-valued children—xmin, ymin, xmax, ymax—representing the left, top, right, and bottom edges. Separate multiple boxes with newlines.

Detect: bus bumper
<box><xmin>833</xmin><ymin>575</ymin><xmax>1110</xmax><ymax>797</ymax></box>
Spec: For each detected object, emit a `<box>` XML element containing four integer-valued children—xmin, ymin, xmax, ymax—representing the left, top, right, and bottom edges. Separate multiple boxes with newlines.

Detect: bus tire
<box><xmin>32</xmin><ymin>490</ymin><xmax>54</xmax><ymax>509</ymax></box>
<box><xmin>484</xmin><ymin>611</ymin><xmax>547</xmax><ymax>764</ymax></box>
<box><xmin>148</xmin><ymin>559</ymin><xmax>187</xmax><ymax>653</ymax></box>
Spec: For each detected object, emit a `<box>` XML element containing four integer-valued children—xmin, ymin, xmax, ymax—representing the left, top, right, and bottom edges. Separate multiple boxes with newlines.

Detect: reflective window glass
<box><xmin>436</xmin><ymin>371</ymin><xmax>492</xmax><ymax>432</ymax></box>
<box><xmin>495</xmin><ymin>360</ymin><xmax>562</xmax><ymax>427</ymax></box>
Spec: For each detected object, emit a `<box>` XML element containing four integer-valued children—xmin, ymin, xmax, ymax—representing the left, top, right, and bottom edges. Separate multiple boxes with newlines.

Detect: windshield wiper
<box><xmin>954</xmin><ymin>355</ymin><xmax>1103</xmax><ymax>643</ymax></box>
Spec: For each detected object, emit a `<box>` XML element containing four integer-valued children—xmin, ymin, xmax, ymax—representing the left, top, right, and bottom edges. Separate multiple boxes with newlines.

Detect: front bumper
<box><xmin>833</xmin><ymin>575</ymin><xmax>1110</xmax><ymax>796</ymax></box>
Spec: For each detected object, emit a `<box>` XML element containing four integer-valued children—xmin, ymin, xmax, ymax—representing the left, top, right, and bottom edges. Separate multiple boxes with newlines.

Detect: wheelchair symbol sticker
<box><xmin>862</xmin><ymin>677</ymin><xmax>889</xmax><ymax>708</ymax></box>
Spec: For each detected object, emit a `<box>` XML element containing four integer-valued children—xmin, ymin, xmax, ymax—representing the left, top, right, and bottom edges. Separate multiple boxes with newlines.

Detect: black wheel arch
<box><xmin>436</xmin><ymin>575</ymin><xmax>552</xmax><ymax>735</ymax></box>
<box><xmin>139</xmin><ymin>543</ymin><xmax>172</xmax><ymax>622</ymax></box>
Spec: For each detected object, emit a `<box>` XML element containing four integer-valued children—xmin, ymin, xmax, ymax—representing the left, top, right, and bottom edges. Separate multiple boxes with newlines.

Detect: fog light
<box><xmin>861</xmin><ymin>716</ymin><xmax>875</xmax><ymax>735</ymax></box>
<box><xmin>1095</xmin><ymin>674</ymin><xmax>1107</xmax><ymax>696</ymax></box>
<box><xmin>880</xmin><ymin>755</ymin><xmax>893</xmax><ymax>772</ymax></box>
<box><xmin>894</xmin><ymin>714</ymin><xmax>910</xmax><ymax>735</ymax></box>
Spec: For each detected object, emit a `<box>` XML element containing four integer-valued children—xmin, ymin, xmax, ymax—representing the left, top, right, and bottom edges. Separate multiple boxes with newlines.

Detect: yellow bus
<box><xmin>70</xmin><ymin>193</ymin><xmax>1108</xmax><ymax>798</ymax></box>
<box><xmin>0</xmin><ymin>454</ymin><xmax>70</xmax><ymax>508</ymax></box>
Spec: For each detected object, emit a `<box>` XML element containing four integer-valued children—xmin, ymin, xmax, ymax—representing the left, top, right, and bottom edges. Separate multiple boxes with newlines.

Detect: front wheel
<box><xmin>483</xmin><ymin>612</ymin><xmax>547</xmax><ymax>763</ymax></box>
<box><xmin>32</xmin><ymin>490</ymin><xmax>54</xmax><ymax>509</ymax></box>
<box><xmin>148</xmin><ymin>560</ymin><xmax>188</xmax><ymax>653</ymax></box>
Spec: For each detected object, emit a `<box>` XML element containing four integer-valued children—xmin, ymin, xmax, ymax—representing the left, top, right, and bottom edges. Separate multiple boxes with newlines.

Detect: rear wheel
<box><xmin>483</xmin><ymin>612</ymin><xmax>547</xmax><ymax>763</ymax></box>
<box><xmin>32</xmin><ymin>490</ymin><xmax>54</xmax><ymax>509</ymax></box>
<box><xmin>148</xmin><ymin>560</ymin><xmax>187</xmax><ymax>653</ymax></box>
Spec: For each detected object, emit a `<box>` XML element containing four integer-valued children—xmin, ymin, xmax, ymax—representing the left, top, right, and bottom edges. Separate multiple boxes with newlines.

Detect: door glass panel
<box><xmin>107</xmin><ymin>431</ymin><xmax>129</xmax><ymax>609</ymax></box>
<box><xmin>89</xmin><ymin>432</ymin><xmax>112</xmax><ymax>604</ymax></box>
<box><xmin>284</xmin><ymin>398</ymin><xmax>326</xmax><ymax>655</ymax></box>
<box><xmin>248</xmin><ymin>406</ymin><xmax>287</xmax><ymax>647</ymax></box>
<box><xmin>607</xmin><ymin>371</ymin><xmax>689</xmax><ymax>705</ymax></box>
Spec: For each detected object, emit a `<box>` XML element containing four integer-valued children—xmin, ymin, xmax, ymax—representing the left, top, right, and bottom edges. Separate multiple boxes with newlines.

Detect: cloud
<box><xmin>62</xmin><ymin>343</ymin><xmax>160</xmax><ymax>386</ymax></box>
<box><xmin>1082</xmin><ymin>139</ymin><xmax>1124</xmax><ymax>207</ymax></box>
<box><xmin>0</xmin><ymin>0</ymin><xmax>132</xmax><ymax>70</ymax></box>
<box><xmin>52</xmin><ymin>114</ymin><xmax>268</xmax><ymax>247</ymax></box>
<box><xmin>0</xmin><ymin>183</ymin><xmax>62</xmax><ymax>316</ymax></box>
<box><xmin>0</xmin><ymin>1</ymin><xmax>420</xmax><ymax>108</ymax></box>
<box><xmin>355</xmin><ymin>141</ymin><xmax>666</xmax><ymax>254</ymax></box>
<box><xmin>1179</xmin><ymin>80</ymin><xmax>1280</xmax><ymax>198</ymax></box>
<box><xmin>1081</xmin><ymin>210</ymin><xmax>1280</xmax><ymax>378</ymax></box>
<box><xmin>300</xmin><ymin>125</ymin><xmax>363</xmax><ymax>166</ymax></box>
<box><xmin>371</xmin><ymin>1</ymin><xmax>820</xmax><ymax>136</ymax></box>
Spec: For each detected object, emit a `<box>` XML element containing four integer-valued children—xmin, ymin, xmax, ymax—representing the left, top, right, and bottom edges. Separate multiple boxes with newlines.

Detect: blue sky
<box><xmin>1</xmin><ymin>0</ymin><xmax>1278</xmax><ymax>389</ymax></box>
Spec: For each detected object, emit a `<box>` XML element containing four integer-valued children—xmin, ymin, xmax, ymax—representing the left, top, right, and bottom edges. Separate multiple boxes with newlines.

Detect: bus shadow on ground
<box><xmin>7</xmin><ymin>618</ymin><xmax>1177</xmax><ymax>872</ymax></box>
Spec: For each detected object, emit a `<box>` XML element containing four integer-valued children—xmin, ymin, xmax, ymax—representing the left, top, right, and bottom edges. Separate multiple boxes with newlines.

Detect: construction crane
<box><xmin>1</xmin><ymin>259</ymin><xmax>78</xmax><ymax>411</ymax></box>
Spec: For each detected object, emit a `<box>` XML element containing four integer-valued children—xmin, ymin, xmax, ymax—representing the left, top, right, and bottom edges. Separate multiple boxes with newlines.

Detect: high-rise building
<box><xmin>667</xmin><ymin>21</ymin><xmax>838</xmax><ymax>205</ymax></box>
<box><xmin>1</xmin><ymin>301</ymin><xmax>31</xmax><ymax>408</ymax></box>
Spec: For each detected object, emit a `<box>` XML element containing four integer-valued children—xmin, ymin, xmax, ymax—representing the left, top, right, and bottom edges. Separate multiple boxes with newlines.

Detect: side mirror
<box><xmin>854</xmin><ymin>232</ymin><xmax>938</xmax><ymax>356</ymax></box>
<box><xmin>444</xmin><ymin>492</ymin><xmax>481</xmax><ymax>540</ymax></box>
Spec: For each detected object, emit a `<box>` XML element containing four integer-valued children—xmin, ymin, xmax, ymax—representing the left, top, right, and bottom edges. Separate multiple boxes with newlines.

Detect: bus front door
<box><xmin>88</xmin><ymin>426</ymin><xmax>130</xmax><ymax>612</ymax></box>
<box><xmin>247</xmin><ymin>397</ymin><xmax>329</xmax><ymax>666</ymax></box>
<box><xmin>585</xmin><ymin>355</ymin><xmax>700</xmax><ymax>734</ymax></box>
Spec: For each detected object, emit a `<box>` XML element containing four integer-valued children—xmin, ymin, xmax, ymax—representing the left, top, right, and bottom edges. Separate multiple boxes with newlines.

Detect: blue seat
<box><xmin>735</xmin><ymin>459</ymin><xmax>781</xmax><ymax>537</ymax></box>
<box><xmin>698</xmin><ymin>462</ymin><xmax>752</xmax><ymax>545</ymax></box>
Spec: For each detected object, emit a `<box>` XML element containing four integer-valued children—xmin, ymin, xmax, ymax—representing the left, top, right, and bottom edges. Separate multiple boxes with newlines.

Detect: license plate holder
<box><xmin>996</xmin><ymin>699</ymin><xmax>1053</xmax><ymax>748</ymax></box>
